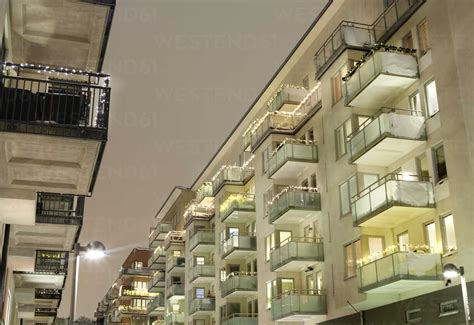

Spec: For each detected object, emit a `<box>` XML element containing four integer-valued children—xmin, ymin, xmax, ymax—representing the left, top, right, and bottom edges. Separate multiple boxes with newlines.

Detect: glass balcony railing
<box><xmin>149</xmin><ymin>223</ymin><xmax>173</xmax><ymax>247</ymax></box>
<box><xmin>221</xmin><ymin>234</ymin><xmax>257</xmax><ymax>258</ymax></box>
<box><xmin>189</xmin><ymin>230</ymin><xmax>215</xmax><ymax>251</ymax></box>
<box><xmin>219</xmin><ymin>193</ymin><xmax>256</xmax><ymax>222</ymax></box>
<box><xmin>267</xmin><ymin>140</ymin><xmax>318</xmax><ymax>178</ymax></box>
<box><xmin>0</xmin><ymin>63</ymin><xmax>111</xmax><ymax>140</ymax></box>
<box><xmin>35</xmin><ymin>250</ymin><xmax>68</xmax><ymax>274</ymax></box>
<box><xmin>184</xmin><ymin>201</ymin><xmax>214</xmax><ymax>225</ymax></box>
<box><xmin>267</xmin><ymin>85</ymin><xmax>308</xmax><ymax>112</ymax></box>
<box><xmin>189</xmin><ymin>298</ymin><xmax>216</xmax><ymax>314</ymax></box>
<box><xmin>244</xmin><ymin>85</ymin><xmax>322</xmax><ymax>150</ymax></box>
<box><xmin>268</xmin><ymin>188</ymin><xmax>321</xmax><ymax>224</ymax></box>
<box><xmin>271</xmin><ymin>290</ymin><xmax>327</xmax><ymax>320</ymax></box>
<box><xmin>120</xmin><ymin>267</ymin><xmax>151</xmax><ymax>277</ymax></box>
<box><xmin>270</xmin><ymin>238</ymin><xmax>324</xmax><ymax>271</ymax></box>
<box><xmin>35</xmin><ymin>193</ymin><xmax>84</xmax><ymax>225</ymax></box>
<box><xmin>149</xmin><ymin>246</ymin><xmax>166</xmax><ymax>268</ymax></box>
<box><xmin>351</xmin><ymin>173</ymin><xmax>435</xmax><ymax>227</ymax></box>
<box><xmin>222</xmin><ymin>313</ymin><xmax>259</xmax><ymax>325</ymax></box>
<box><xmin>358</xmin><ymin>251</ymin><xmax>442</xmax><ymax>292</ymax></box>
<box><xmin>196</xmin><ymin>182</ymin><xmax>213</xmax><ymax>203</ymax></box>
<box><xmin>314</xmin><ymin>21</ymin><xmax>374</xmax><ymax>78</ymax></box>
<box><xmin>347</xmin><ymin>108</ymin><xmax>426</xmax><ymax>163</ymax></box>
<box><xmin>146</xmin><ymin>295</ymin><xmax>165</xmax><ymax>314</ymax></box>
<box><xmin>221</xmin><ymin>272</ymin><xmax>258</xmax><ymax>297</ymax></box>
<box><xmin>167</xmin><ymin>256</ymin><xmax>185</xmax><ymax>271</ymax></box>
<box><xmin>167</xmin><ymin>283</ymin><xmax>184</xmax><ymax>298</ymax></box>
<box><xmin>164</xmin><ymin>231</ymin><xmax>185</xmax><ymax>249</ymax></box>
<box><xmin>212</xmin><ymin>166</ymin><xmax>255</xmax><ymax>195</ymax></box>
<box><xmin>189</xmin><ymin>264</ymin><xmax>215</xmax><ymax>282</ymax></box>
<box><xmin>165</xmin><ymin>313</ymin><xmax>184</xmax><ymax>325</ymax></box>
<box><xmin>343</xmin><ymin>45</ymin><xmax>418</xmax><ymax>107</ymax></box>
<box><xmin>148</xmin><ymin>271</ymin><xmax>166</xmax><ymax>291</ymax></box>
<box><xmin>373</xmin><ymin>0</ymin><xmax>426</xmax><ymax>43</ymax></box>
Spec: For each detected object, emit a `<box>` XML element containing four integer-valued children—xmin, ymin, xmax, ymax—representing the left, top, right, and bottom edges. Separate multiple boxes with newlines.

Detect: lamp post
<box><xmin>443</xmin><ymin>263</ymin><xmax>470</xmax><ymax>325</ymax></box>
<box><xmin>70</xmin><ymin>241</ymin><xmax>106</xmax><ymax>325</ymax></box>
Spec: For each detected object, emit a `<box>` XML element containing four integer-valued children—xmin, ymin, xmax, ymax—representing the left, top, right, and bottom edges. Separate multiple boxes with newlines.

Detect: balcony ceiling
<box><xmin>10</xmin><ymin>222</ymin><xmax>79</xmax><ymax>251</ymax></box>
<box><xmin>6</xmin><ymin>0</ymin><xmax>112</xmax><ymax>71</ymax></box>
<box><xmin>358</xmin><ymin>206</ymin><xmax>435</xmax><ymax>228</ymax></box>
<box><xmin>364</xmin><ymin>279</ymin><xmax>442</xmax><ymax>294</ymax></box>
<box><xmin>0</xmin><ymin>132</ymin><xmax>102</xmax><ymax>195</ymax></box>
<box><xmin>269</xmin><ymin>160</ymin><xmax>316</xmax><ymax>179</ymax></box>
<box><xmin>14</xmin><ymin>272</ymin><xmax>65</xmax><ymax>289</ymax></box>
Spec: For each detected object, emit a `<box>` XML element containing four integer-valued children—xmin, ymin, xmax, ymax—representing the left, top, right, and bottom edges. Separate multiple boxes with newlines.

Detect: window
<box><xmin>331</xmin><ymin>65</ymin><xmax>348</xmax><ymax>104</ymax></box>
<box><xmin>265</xmin><ymin>233</ymin><xmax>275</xmax><ymax>261</ymax></box>
<box><xmin>424</xmin><ymin>79</ymin><xmax>439</xmax><ymax>116</ymax></box>
<box><xmin>339</xmin><ymin>175</ymin><xmax>357</xmax><ymax>216</ymax></box>
<box><xmin>397</xmin><ymin>232</ymin><xmax>410</xmax><ymax>251</ymax></box>
<box><xmin>335</xmin><ymin>119</ymin><xmax>352</xmax><ymax>159</ymax></box>
<box><xmin>409</xmin><ymin>90</ymin><xmax>422</xmax><ymax>114</ymax></box>
<box><xmin>307</xmin><ymin>128</ymin><xmax>314</xmax><ymax>141</ymax></box>
<box><xmin>195</xmin><ymin>287</ymin><xmax>205</xmax><ymax>299</ymax></box>
<box><xmin>172</xmin><ymin>250</ymin><xmax>181</xmax><ymax>257</ymax></box>
<box><xmin>433</xmin><ymin>144</ymin><xmax>447</xmax><ymax>182</ymax></box>
<box><xmin>406</xmin><ymin>308</ymin><xmax>422</xmax><ymax>323</ymax></box>
<box><xmin>310</xmin><ymin>173</ymin><xmax>317</xmax><ymax>188</ymax></box>
<box><xmin>344</xmin><ymin>239</ymin><xmax>361</xmax><ymax>278</ymax></box>
<box><xmin>220</xmin><ymin>269</ymin><xmax>226</xmax><ymax>282</ymax></box>
<box><xmin>228</xmin><ymin>227</ymin><xmax>239</xmax><ymax>237</ymax></box>
<box><xmin>402</xmin><ymin>31</ymin><xmax>414</xmax><ymax>49</ymax></box>
<box><xmin>368</xmin><ymin>236</ymin><xmax>384</xmax><ymax>260</ymax></box>
<box><xmin>440</xmin><ymin>214</ymin><xmax>457</xmax><ymax>254</ymax></box>
<box><xmin>278</xmin><ymin>231</ymin><xmax>292</xmax><ymax>246</ymax></box>
<box><xmin>266</xmin><ymin>281</ymin><xmax>273</xmax><ymax>309</ymax></box>
<box><xmin>417</xmin><ymin>18</ymin><xmax>430</xmax><ymax>55</ymax></box>
<box><xmin>281</xmin><ymin>278</ymin><xmax>294</xmax><ymax>294</ymax></box>
<box><xmin>316</xmin><ymin>271</ymin><xmax>323</xmax><ymax>291</ymax></box>
<box><xmin>306</xmin><ymin>274</ymin><xmax>315</xmax><ymax>292</ymax></box>
<box><xmin>301</xmin><ymin>178</ymin><xmax>309</xmax><ymax>187</ymax></box>
<box><xmin>424</xmin><ymin>222</ymin><xmax>437</xmax><ymax>253</ymax></box>
<box><xmin>416</xmin><ymin>153</ymin><xmax>429</xmax><ymax>178</ymax></box>
<box><xmin>195</xmin><ymin>256</ymin><xmax>205</xmax><ymax>265</ymax></box>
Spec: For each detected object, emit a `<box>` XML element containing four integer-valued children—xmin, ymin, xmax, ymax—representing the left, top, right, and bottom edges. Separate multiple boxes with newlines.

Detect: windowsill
<box><xmin>344</xmin><ymin>275</ymin><xmax>357</xmax><ymax>281</ymax></box>
<box><xmin>442</xmin><ymin>250</ymin><xmax>457</xmax><ymax>258</ymax></box>
<box><xmin>435</xmin><ymin>177</ymin><xmax>448</xmax><ymax>186</ymax></box>
<box><xmin>427</xmin><ymin>111</ymin><xmax>439</xmax><ymax>120</ymax></box>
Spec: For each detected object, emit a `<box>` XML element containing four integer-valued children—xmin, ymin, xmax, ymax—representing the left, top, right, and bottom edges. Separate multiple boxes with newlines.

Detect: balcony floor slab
<box><xmin>190</xmin><ymin>276</ymin><xmax>215</xmax><ymax>285</ymax></box>
<box><xmin>222</xmin><ymin>209</ymin><xmax>255</xmax><ymax>223</ymax></box>
<box><xmin>358</xmin><ymin>205</ymin><xmax>434</xmax><ymax>228</ymax></box>
<box><xmin>272</xmin><ymin>209</ymin><xmax>320</xmax><ymax>225</ymax></box>
<box><xmin>223</xmin><ymin>249</ymin><xmax>257</xmax><ymax>260</ymax></box>
<box><xmin>191</xmin><ymin>243</ymin><xmax>215</xmax><ymax>253</ymax></box>
<box><xmin>275</xmin><ymin>314</ymin><xmax>327</xmax><ymax>323</ymax></box>
<box><xmin>363</xmin><ymin>278</ymin><xmax>442</xmax><ymax>294</ymax></box>
<box><xmin>272</xmin><ymin>259</ymin><xmax>322</xmax><ymax>272</ymax></box>
<box><xmin>270</xmin><ymin>160</ymin><xmax>317</xmax><ymax>180</ymax></box>
<box><xmin>223</xmin><ymin>290</ymin><xmax>257</xmax><ymax>299</ymax></box>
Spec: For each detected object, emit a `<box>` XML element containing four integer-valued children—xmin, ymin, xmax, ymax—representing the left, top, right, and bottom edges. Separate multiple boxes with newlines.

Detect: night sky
<box><xmin>58</xmin><ymin>0</ymin><xmax>328</xmax><ymax>318</ymax></box>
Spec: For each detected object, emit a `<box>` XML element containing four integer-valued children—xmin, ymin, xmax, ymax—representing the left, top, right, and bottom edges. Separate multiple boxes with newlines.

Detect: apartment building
<box><xmin>0</xmin><ymin>0</ymin><xmax>115</xmax><ymax>324</ymax></box>
<box><xmin>95</xmin><ymin>0</ymin><xmax>473</xmax><ymax>324</ymax></box>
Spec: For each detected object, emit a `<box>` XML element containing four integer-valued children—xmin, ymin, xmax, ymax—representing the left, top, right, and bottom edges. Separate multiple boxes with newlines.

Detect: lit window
<box><xmin>195</xmin><ymin>288</ymin><xmax>205</xmax><ymax>299</ymax></box>
<box><xmin>266</xmin><ymin>281</ymin><xmax>273</xmax><ymax>309</ymax></box>
<box><xmin>433</xmin><ymin>144</ymin><xmax>447</xmax><ymax>182</ymax></box>
<box><xmin>344</xmin><ymin>239</ymin><xmax>361</xmax><ymax>278</ymax></box>
<box><xmin>409</xmin><ymin>90</ymin><xmax>422</xmax><ymax>114</ymax></box>
<box><xmin>416</xmin><ymin>153</ymin><xmax>429</xmax><ymax>178</ymax></box>
<box><xmin>425</xmin><ymin>79</ymin><xmax>439</xmax><ymax>117</ymax></box>
<box><xmin>265</xmin><ymin>233</ymin><xmax>275</xmax><ymax>262</ymax></box>
<box><xmin>195</xmin><ymin>256</ymin><xmax>205</xmax><ymax>265</ymax></box>
<box><xmin>417</xmin><ymin>18</ymin><xmax>430</xmax><ymax>56</ymax></box>
<box><xmin>331</xmin><ymin>65</ymin><xmax>348</xmax><ymax>104</ymax></box>
<box><xmin>441</xmin><ymin>214</ymin><xmax>457</xmax><ymax>254</ymax></box>
<box><xmin>339</xmin><ymin>175</ymin><xmax>357</xmax><ymax>216</ymax></box>
<box><xmin>335</xmin><ymin>119</ymin><xmax>352</xmax><ymax>159</ymax></box>
<box><xmin>424</xmin><ymin>222</ymin><xmax>437</xmax><ymax>253</ymax></box>
<box><xmin>397</xmin><ymin>232</ymin><xmax>410</xmax><ymax>251</ymax></box>
<box><xmin>402</xmin><ymin>31</ymin><xmax>414</xmax><ymax>49</ymax></box>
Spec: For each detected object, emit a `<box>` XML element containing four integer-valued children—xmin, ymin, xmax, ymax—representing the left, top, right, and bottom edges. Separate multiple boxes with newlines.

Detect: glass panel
<box><xmin>425</xmin><ymin>80</ymin><xmax>439</xmax><ymax>116</ymax></box>
<box><xmin>441</xmin><ymin>214</ymin><xmax>457</xmax><ymax>253</ymax></box>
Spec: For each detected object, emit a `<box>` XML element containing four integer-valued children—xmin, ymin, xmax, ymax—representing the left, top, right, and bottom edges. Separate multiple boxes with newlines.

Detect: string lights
<box><xmin>269</xmin><ymin>138</ymin><xmax>317</xmax><ymax>158</ymax></box>
<box><xmin>268</xmin><ymin>186</ymin><xmax>320</xmax><ymax>206</ymax></box>
<box><xmin>219</xmin><ymin>192</ymin><xmax>255</xmax><ymax>215</ymax></box>
<box><xmin>356</xmin><ymin>243</ymin><xmax>436</xmax><ymax>267</ymax></box>
<box><xmin>266</xmin><ymin>84</ymin><xmax>307</xmax><ymax>108</ymax></box>
<box><xmin>2</xmin><ymin>62</ymin><xmax>110</xmax><ymax>79</ymax></box>
<box><xmin>211</xmin><ymin>155</ymin><xmax>255</xmax><ymax>182</ymax></box>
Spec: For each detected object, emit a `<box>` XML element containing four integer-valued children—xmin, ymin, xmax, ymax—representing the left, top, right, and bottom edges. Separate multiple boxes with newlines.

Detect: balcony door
<box><xmin>397</xmin><ymin>232</ymin><xmax>409</xmax><ymax>251</ymax></box>
<box><xmin>368</xmin><ymin>236</ymin><xmax>384</xmax><ymax>260</ymax></box>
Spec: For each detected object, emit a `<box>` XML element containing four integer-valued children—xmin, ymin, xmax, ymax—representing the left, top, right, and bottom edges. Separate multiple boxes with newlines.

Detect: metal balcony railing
<box><xmin>35</xmin><ymin>250</ymin><xmax>68</xmax><ymax>274</ymax></box>
<box><xmin>347</xmin><ymin>108</ymin><xmax>426</xmax><ymax>162</ymax></box>
<box><xmin>268</xmin><ymin>187</ymin><xmax>321</xmax><ymax>224</ymax></box>
<box><xmin>267</xmin><ymin>139</ymin><xmax>318</xmax><ymax>178</ymax></box>
<box><xmin>35</xmin><ymin>307</ymin><xmax>57</xmax><ymax>317</ymax></box>
<box><xmin>222</xmin><ymin>313</ymin><xmax>259</xmax><ymax>325</ymax></box>
<box><xmin>119</xmin><ymin>305</ymin><xmax>147</xmax><ymax>315</ymax></box>
<box><xmin>219</xmin><ymin>193</ymin><xmax>256</xmax><ymax>221</ymax></box>
<box><xmin>358</xmin><ymin>251</ymin><xmax>442</xmax><ymax>292</ymax></box>
<box><xmin>351</xmin><ymin>173</ymin><xmax>434</xmax><ymax>226</ymax></box>
<box><xmin>270</xmin><ymin>237</ymin><xmax>324</xmax><ymax>271</ymax></box>
<box><xmin>188</xmin><ymin>264</ymin><xmax>215</xmax><ymax>282</ymax></box>
<box><xmin>212</xmin><ymin>166</ymin><xmax>255</xmax><ymax>195</ymax></box>
<box><xmin>36</xmin><ymin>192</ymin><xmax>84</xmax><ymax>225</ymax></box>
<box><xmin>196</xmin><ymin>182</ymin><xmax>213</xmax><ymax>203</ymax></box>
<box><xmin>0</xmin><ymin>62</ymin><xmax>111</xmax><ymax>140</ymax></box>
<box><xmin>221</xmin><ymin>272</ymin><xmax>258</xmax><ymax>297</ymax></box>
<box><xmin>221</xmin><ymin>234</ymin><xmax>257</xmax><ymax>258</ymax></box>
<box><xmin>121</xmin><ymin>286</ymin><xmax>157</xmax><ymax>298</ymax></box>
<box><xmin>271</xmin><ymin>289</ymin><xmax>326</xmax><ymax>320</ymax></box>
<box><xmin>189</xmin><ymin>230</ymin><xmax>215</xmax><ymax>250</ymax></box>
<box><xmin>35</xmin><ymin>288</ymin><xmax>61</xmax><ymax>300</ymax></box>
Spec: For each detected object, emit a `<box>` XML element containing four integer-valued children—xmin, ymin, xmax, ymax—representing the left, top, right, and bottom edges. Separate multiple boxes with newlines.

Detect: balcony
<box><xmin>271</xmin><ymin>290</ymin><xmax>327</xmax><ymax>321</ymax></box>
<box><xmin>148</xmin><ymin>271</ymin><xmax>166</xmax><ymax>292</ymax></box>
<box><xmin>165</xmin><ymin>313</ymin><xmax>184</xmax><ymax>325</ymax></box>
<box><xmin>244</xmin><ymin>85</ymin><xmax>322</xmax><ymax>151</ymax></box>
<box><xmin>167</xmin><ymin>283</ymin><xmax>184</xmax><ymax>300</ymax></box>
<box><xmin>268</xmin><ymin>187</ymin><xmax>321</xmax><ymax>225</ymax></box>
<box><xmin>120</xmin><ymin>267</ymin><xmax>151</xmax><ymax>277</ymax></box>
<box><xmin>351</xmin><ymin>173</ymin><xmax>435</xmax><ymax>228</ymax></box>
<box><xmin>358</xmin><ymin>251</ymin><xmax>442</xmax><ymax>293</ymax></box>
<box><xmin>221</xmin><ymin>272</ymin><xmax>258</xmax><ymax>298</ymax></box>
<box><xmin>221</xmin><ymin>234</ymin><xmax>257</xmax><ymax>259</ymax></box>
<box><xmin>119</xmin><ymin>305</ymin><xmax>147</xmax><ymax>315</ymax></box>
<box><xmin>35</xmin><ymin>288</ymin><xmax>61</xmax><ymax>300</ymax></box>
<box><xmin>167</xmin><ymin>256</ymin><xmax>185</xmax><ymax>273</ymax></box>
<box><xmin>35</xmin><ymin>307</ymin><xmax>57</xmax><ymax>317</ymax></box>
<box><xmin>121</xmin><ymin>286</ymin><xmax>158</xmax><ymax>299</ymax></box>
<box><xmin>314</xmin><ymin>21</ymin><xmax>373</xmax><ymax>79</ymax></box>
<box><xmin>196</xmin><ymin>182</ymin><xmax>214</xmax><ymax>204</ymax></box>
<box><xmin>164</xmin><ymin>231</ymin><xmax>185</xmax><ymax>250</ymax></box>
<box><xmin>0</xmin><ymin>64</ymin><xmax>111</xmax><ymax>196</ymax></box>
<box><xmin>188</xmin><ymin>298</ymin><xmax>215</xmax><ymax>315</ymax></box>
<box><xmin>267</xmin><ymin>85</ymin><xmax>308</xmax><ymax>112</ymax></box>
<box><xmin>35</xmin><ymin>250</ymin><xmax>68</xmax><ymax>274</ymax></box>
<box><xmin>184</xmin><ymin>201</ymin><xmax>214</xmax><ymax>227</ymax></box>
<box><xmin>149</xmin><ymin>223</ymin><xmax>173</xmax><ymax>248</ymax></box>
<box><xmin>270</xmin><ymin>238</ymin><xmax>324</xmax><ymax>272</ymax></box>
<box><xmin>267</xmin><ymin>139</ymin><xmax>318</xmax><ymax>179</ymax></box>
<box><xmin>373</xmin><ymin>0</ymin><xmax>426</xmax><ymax>44</ymax></box>
<box><xmin>343</xmin><ymin>45</ymin><xmax>418</xmax><ymax>109</ymax></box>
<box><xmin>212</xmin><ymin>166</ymin><xmax>255</xmax><ymax>196</ymax></box>
<box><xmin>149</xmin><ymin>246</ymin><xmax>166</xmax><ymax>270</ymax></box>
<box><xmin>147</xmin><ymin>295</ymin><xmax>165</xmax><ymax>315</ymax></box>
<box><xmin>348</xmin><ymin>108</ymin><xmax>426</xmax><ymax>166</ymax></box>
<box><xmin>36</xmin><ymin>193</ymin><xmax>84</xmax><ymax>225</ymax></box>
<box><xmin>222</xmin><ymin>314</ymin><xmax>258</xmax><ymax>325</ymax></box>
<box><xmin>220</xmin><ymin>193</ymin><xmax>256</xmax><ymax>223</ymax></box>
<box><xmin>189</xmin><ymin>264</ymin><xmax>215</xmax><ymax>284</ymax></box>
<box><xmin>189</xmin><ymin>230</ymin><xmax>215</xmax><ymax>253</ymax></box>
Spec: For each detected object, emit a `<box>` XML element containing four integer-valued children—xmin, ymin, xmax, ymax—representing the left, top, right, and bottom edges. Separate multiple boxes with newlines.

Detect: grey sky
<box><xmin>58</xmin><ymin>0</ymin><xmax>328</xmax><ymax>318</ymax></box>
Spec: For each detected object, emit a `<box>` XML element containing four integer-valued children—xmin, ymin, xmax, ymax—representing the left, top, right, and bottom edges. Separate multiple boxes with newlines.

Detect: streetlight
<box><xmin>443</xmin><ymin>263</ymin><xmax>470</xmax><ymax>325</ymax></box>
<box><xmin>70</xmin><ymin>241</ymin><xmax>106</xmax><ymax>324</ymax></box>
